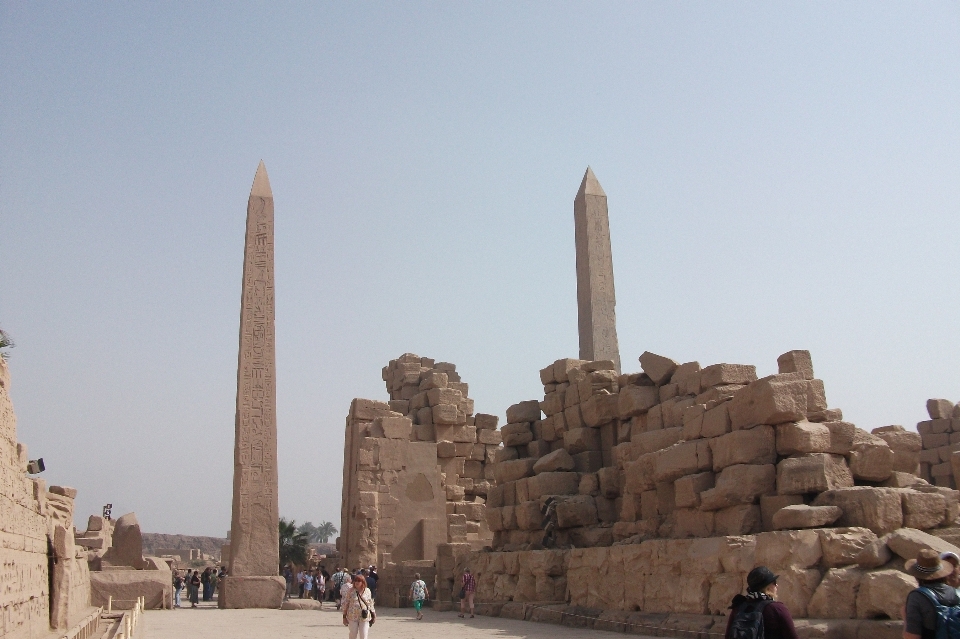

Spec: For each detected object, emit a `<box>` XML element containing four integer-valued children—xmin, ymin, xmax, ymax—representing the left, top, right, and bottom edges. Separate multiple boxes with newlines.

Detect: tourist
<box><xmin>297</xmin><ymin>569</ymin><xmax>306</xmax><ymax>598</ymax></box>
<box><xmin>724</xmin><ymin>566</ymin><xmax>798</xmax><ymax>639</ymax></box>
<box><xmin>333</xmin><ymin>567</ymin><xmax>349</xmax><ymax>610</ymax></box>
<box><xmin>189</xmin><ymin>570</ymin><xmax>201</xmax><ymax>608</ymax></box>
<box><xmin>366</xmin><ymin>566</ymin><xmax>378</xmax><ymax>601</ymax></box>
<box><xmin>457</xmin><ymin>568</ymin><xmax>476</xmax><ymax>619</ymax></box>
<box><xmin>173</xmin><ymin>570</ymin><xmax>184</xmax><ymax>609</ymax></box>
<box><xmin>903</xmin><ymin>549</ymin><xmax>960</xmax><ymax>639</ymax></box>
<box><xmin>283</xmin><ymin>565</ymin><xmax>294</xmax><ymax>599</ymax></box>
<box><xmin>315</xmin><ymin>569</ymin><xmax>326</xmax><ymax>606</ymax></box>
<box><xmin>209</xmin><ymin>566</ymin><xmax>219</xmax><ymax>600</ymax></box>
<box><xmin>303</xmin><ymin>569</ymin><xmax>313</xmax><ymax>599</ymax></box>
<box><xmin>342</xmin><ymin>574</ymin><xmax>375</xmax><ymax>639</ymax></box>
<box><xmin>409</xmin><ymin>572</ymin><xmax>429</xmax><ymax>620</ymax></box>
<box><xmin>200</xmin><ymin>567</ymin><xmax>210</xmax><ymax>601</ymax></box>
<box><xmin>326</xmin><ymin>570</ymin><xmax>336</xmax><ymax>602</ymax></box>
<box><xmin>941</xmin><ymin>552</ymin><xmax>960</xmax><ymax>589</ymax></box>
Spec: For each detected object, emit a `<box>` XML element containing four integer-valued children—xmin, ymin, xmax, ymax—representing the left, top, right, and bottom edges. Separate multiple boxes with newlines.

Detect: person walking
<box><xmin>409</xmin><ymin>572</ymin><xmax>429</xmax><ymax>620</ymax></box>
<box><xmin>315</xmin><ymin>570</ymin><xmax>326</xmax><ymax>607</ymax></box>
<box><xmin>333</xmin><ymin>567</ymin><xmax>349</xmax><ymax>610</ymax></box>
<box><xmin>283</xmin><ymin>566</ymin><xmax>294</xmax><ymax>600</ymax></box>
<box><xmin>303</xmin><ymin>570</ymin><xmax>313</xmax><ymax>599</ymax></box>
<box><xmin>173</xmin><ymin>570</ymin><xmax>184</xmax><ymax>609</ymax></box>
<box><xmin>200</xmin><ymin>568</ymin><xmax>211</xmax><ymax>601</ymax></box>
<box><xmin>189</xmin><ymin>570</ymin><xmax>201</xmax><ymax>608</ymax></box>
<box><xmin>297</xmin><ymin>569</ymin><xmax>306</xmax><ymax>599</ymax></box>
<box><xmin>457</xmin><ymin>568</ymin><xmax>476</xmax><ymax>619</ymax></box>
<box><xmin>725</xmin><ymin>567</ymin><xmax>798</xmax><ymax>639</ymax></box>
<box><xmin>366</xmin><ymin>568</ymin><xmax>378</xmax><ymax>602</ymax></box>
<box><xmin>342</xmin><ymin>574</ymin><xmax>375</xmax><ymax>639</ymax></box>
<box><xmin>209</xmin><ymin>567</ymin><xmax>219</xmax><ymax>600</ymax></box>
<box><xmin>903</xmin><ymin>549</ymin><xmax>960</xmax><ymax>639</ymax></box>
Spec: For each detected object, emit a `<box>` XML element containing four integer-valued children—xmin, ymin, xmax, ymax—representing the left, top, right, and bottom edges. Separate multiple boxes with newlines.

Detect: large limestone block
<box><xmin>565</xmin><ymin>427</ymin><xmax>601</xmax><ymax>455</ymax></box>
<box><xmin>556</xmin><ymin>495</ymin><xmax>599</xmax><ymax>528</ymax></box>
<box><xmin>582</xmin><ymin>393</ymin><xmax>619</xmax><ymax>427</ymax></box>
<box><xmin>699</xmin><ymin>464</ymin><xmax>776</xmax><ymax>511</ymax></box>
<box><xmin>91</xmin><ymin>570</ymin><xmax>173</xmax><ymax>610</ymax></box>
<box><xmin>776</xmin><ymin>421</ymin><xmax>831</xmax><ymax>456</ymax></box>
<box><xmin>597</xmin><ymin>467</ymin><xmax>621</xmax><ymax>498</ymax></box>
<box><xmin>708</xmin><ymin>573</ymin><xmax>745</xmax><ymax>615</ymax></box>
<box><xmin>760</xmin><ymin>494</ymin><xmax>804</xmax><ymax>532</ymax></box>
<box><xmin>475</xmin><ymin>413</ymin><xmax>499</xmax><ymax>429</ymax></box>
<box><xmin>715</xmin><ymin>504</ymin><xmax>762</xmax><ymax>535</ymax></box>
<box><xmin>624</xmin><ymin>454</ymin><xmax>657</xmax><ymax>493</ymax></box>
<box><xmin>817</xmin><ymin>527</ymin><xmax>878</xmax><ymax>567</ymax></box>
<box><xmin>529</xmin><ymin>472</ymin><xmax>580</xmax><ymax>500</ymax></box>
<box><xmin>885</xmin><ymin>527</ymin><xmax>960</xmax><ymax>561</ymax></box>
<box><xmin>675</xmin><ymin>472</ymin><xmax>715</xmax><ymax>509</ymax></box>
<box><xmin>777</xmin><ymin>350</ymin><xmax>814</xmax><ymax>379</ymax></box>
<box><xmin>772</xmin><ymin>505</ymin><xmax>842</xmax><ymax>529</ymax></box>
<box><xmin>553</xmin><ymin>358</ymin><xmax>587</xmax><ymax>383</ymax></box>
<box><xmin>755</xmin><ymin>530</ymin><xmax>823</xmax><ymax>568</ymax></box>
<box><xmin>850</xmin><ymin>432</ymin><xmax>894</xmax><ymax>482</ymax></box>
<box><xmin>533</xmin><ymin>448</ymin><xmax>575</xmax><ymax>474</ymax></box>
<box><xmin>633</xmin><ymin>426</ymin><xmax>683</xmax><ymax>454</ymax></box>
<box><xmin>824</xmin><ymin>421</ymin><xmax>857</xmax><ymax>455</ymax></box>
<box><xmin>711</xmin><ymin>425</ymin><xmax>776</xmax><ymax>471</ymax></box>
<box><xmin>494</xmin><ymin>458</ymin><xmax>537</xmax><ymax>483</ymax></box>
<box><xmin>478</xmin><ymin>429</ymin><xmax>502</xmax><ymax>445</ymax></box>
<box><xmin>902</xmin><ymin>490</ymin><xmax>947</xmax><ymax>529</ymax></box>
<box><xmin>727</xmin><ymin>374</ymin><xmax>827</xmax><ymax>430</ymax></box>
<box><xmin>639</xmin><ymin>352</ymin><xmax>678</xmax><ymax>385</ymax></box>
<box><xmin>673</xmin><ymin>508</ymin><xmax>715</xmax><ymax>537</ymax></box>
<box><xmin>700</xmin><ymin>363</ymin><xmax>757</xmax><ymax>388</ymax></box>
<box><xmin>101</xmin><ymin>512</ymin><xmax>146</xmax><ymax>569</ymax></box>
<box><xmin>619</xmin><ymin>385</ymin><xmax>659</xmax><ymax>419</ymax></box>
<box><xmin>502</xmin><ymin>422</ymin><xmax>533</xmax><ymax>447</ymax></box>
<box><xmin>873</xmin><ymin>425</ymin><xmax>922</xmax><ymax>452</ymax></box>
<box><xmin>515</xmin><ymin>501</ymin><xmax>542</xmax><ymax>531</ymax></box>
<box><xmin>379</xmin><ymin>416</ymin><xmax>412</xmax><ymax>439</ymax></box>
<box><xmin>813</xmin><ymin>487</ymin><xmax>904</xmax><ymax>534</ymax></box>
<box><xmin>433</xmin><ymin>404</ymin><xmax>461</xmax><ymax>425</ymax></box>
<box><xmin>776</xmin><ymin>453</ymin><xmax>853</xmax><ymax>495</ymax></box>
<box><xmin>426</xmin><ymin>387</ymin><xmax>461</xmax><ymax>406</ymax></box>
<box><xmin>928</xmin><ymin>399</ymin><xmax>956</xmax><ymax>420</ymax></box>
<box><xmin>507</xmin><ymin>401</ymin><xmax>542</xmax><ymax>424</ymax></box>
<box><xmin>807</xmin><ymin>567</ymin><xmax>863</xmax><ymax>619</ymax></box>
<box><xmin>220</xmin><ymin>576</ymin><xmax>286</xmax><ymax>609</ymax></box>
<box><xmin>655</xmin><ymin>441</ymin><xmax>703</xmax><ymax>482</ymax></box>
<box><xmin>856</xmin><ymin>570</ymin><xmax>915</xmax><ymax>620</ymax></box>
<box><xmin>701</xmin><ymin>403</ymin><xmax>731</xmax><ymax>438</ymax></box>
<box><xmin>775</xmin><ymin>566</ymin><xmax>822</xmax><ymax>618</ymax></box>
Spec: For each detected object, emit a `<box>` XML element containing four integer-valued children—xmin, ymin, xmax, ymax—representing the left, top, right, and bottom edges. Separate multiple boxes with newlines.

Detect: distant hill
<box><xmin>142</xmin><ymin>533</ymin><xmax>227</xmax><ymax>557</ymax></box>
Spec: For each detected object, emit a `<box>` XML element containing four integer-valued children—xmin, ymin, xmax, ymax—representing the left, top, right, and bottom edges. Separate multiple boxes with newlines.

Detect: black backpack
<box><xmin>729</xmin><ymin>599</ymin><xmax>772</xmax><ymax>639</ymax></box>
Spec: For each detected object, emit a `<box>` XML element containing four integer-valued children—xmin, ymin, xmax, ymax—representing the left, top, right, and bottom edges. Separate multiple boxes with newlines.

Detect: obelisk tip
<box><xmin>577</xmin><ymin>166</ymin><xmax>606</xmax><ymax>197</ymax></box>
<box><xmin>250</xmin><ymin>161</ymin><xmax>272</xmax><ymax>198</ymax></box>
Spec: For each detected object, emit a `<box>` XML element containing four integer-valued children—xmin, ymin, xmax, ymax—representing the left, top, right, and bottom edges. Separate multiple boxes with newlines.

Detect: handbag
<box><xmin>357</xmin><ymin>590</ymin><xmax>375</xmax><ymax>625</ymax></box>
<box><xmin>458</xmin><ymin>588</ymin><xmax>466</xmax><ymax>600</ymax></box>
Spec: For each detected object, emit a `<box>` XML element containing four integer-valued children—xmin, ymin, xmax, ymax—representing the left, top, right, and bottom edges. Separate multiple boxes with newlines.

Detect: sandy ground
<box><xmin>144</xmin><ymin>600</ymin><xmax>629</xmax><ymax>639</ymax></box>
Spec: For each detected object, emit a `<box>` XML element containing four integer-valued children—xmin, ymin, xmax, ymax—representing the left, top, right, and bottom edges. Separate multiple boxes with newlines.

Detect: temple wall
<box><xmin>0</xmin><ymin>359</ymin><xmax>92</xmax><ymax>639</ymax></box>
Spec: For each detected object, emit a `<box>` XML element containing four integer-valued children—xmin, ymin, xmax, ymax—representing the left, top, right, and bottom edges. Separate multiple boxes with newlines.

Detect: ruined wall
<box><xmin>486</xmin><ymin>350</ymin><xmax>944</xmax><ymax>549</ymax></box>
<box><xmin>918</xmin><ymin>398</ymin><xmax>960</xmax><ymax>488</ymax></box>
<box><xmin>0</xmin><ymin>359</ymin><xmax>92</xmax><ymax>639</ymax></box>
<box><xmin>339</xmin><ymin>354</ymin><xmax>497</xmax><ymax>574</ymax></box>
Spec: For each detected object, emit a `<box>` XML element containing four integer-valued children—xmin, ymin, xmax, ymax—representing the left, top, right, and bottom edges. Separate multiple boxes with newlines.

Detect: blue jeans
<box><xmin>175</xmin><ymin>587</ymin><xmax>182</xmax><ymax>607</ymax></box>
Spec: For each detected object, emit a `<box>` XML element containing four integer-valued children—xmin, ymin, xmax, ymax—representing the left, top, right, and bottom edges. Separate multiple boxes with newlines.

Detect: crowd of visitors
<box><xmin>172</xmin><ymin>566</ymin><xmax>227</xmax><ymax>609</ymax></box>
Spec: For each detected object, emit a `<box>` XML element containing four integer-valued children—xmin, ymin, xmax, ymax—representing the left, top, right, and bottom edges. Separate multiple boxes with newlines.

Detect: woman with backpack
<box><xmin>725</xmin><ymin>567</ymin><xmax>798</xmax><ymax>639</ymax></box>
<box><xmin>904</xmin><ymin>548</ymin><xmax>960</xmax><ymax>639</ymax></box>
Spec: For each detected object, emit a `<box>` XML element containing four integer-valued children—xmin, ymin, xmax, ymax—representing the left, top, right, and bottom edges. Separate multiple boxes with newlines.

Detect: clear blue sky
<box><xmin>2</xmin><ymin>3</ymin><xmax>959</xmax><ymax>537</ymax></box>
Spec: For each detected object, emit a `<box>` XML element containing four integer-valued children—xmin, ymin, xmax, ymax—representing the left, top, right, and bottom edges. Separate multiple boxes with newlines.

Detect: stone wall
<box><xmin>460</xmin><ymin>525</ymin><xmax>960</xmax><ymax>623</ymax></box>
<box><xmin>917</xmin><ymin>398</ymin><xmax>960</xmax><ymax>488</ymax></box>
<box><xmin>0</xmin><ymin>359</ymin><xmax>92</xmax><ymax>639</ymax></box>
<box><xmin>486</xmin><ymin>350</ymin><xmax>947</xmax><ymax>549</ymax></box>
<box><xmin>339</xmin><ymin>354</ymin><xmax>497</xmax><ymax>575</ymax></box>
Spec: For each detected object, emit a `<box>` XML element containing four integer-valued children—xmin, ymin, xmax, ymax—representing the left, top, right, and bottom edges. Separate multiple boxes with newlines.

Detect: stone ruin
<box><xmin>917</xmin><ymin>398</ymin><xmax>960</xmax><ymax>489</ymax></box>
<box><xmin>411</xmin><ymin>349</ymin><xmax>960</xmax><ymax>637</ymax></box>
<box><xmin>339</xmin><ymin>353</ymin><xmax>502</xmax><ymax>606</ymax></box>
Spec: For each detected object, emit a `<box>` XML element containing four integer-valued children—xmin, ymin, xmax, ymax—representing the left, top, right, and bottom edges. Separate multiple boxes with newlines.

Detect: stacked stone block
<box><xmin>485</xmin><ymin>349</ymin><xmax>954</xmax><ymax>551</ymax></box>
<box><xmin>917</xmin><ymin>398</ymin><xmax>960</xmax><ymax>488</ymax></box>
<box><xmin>340</xmin><ymin>354</ymin><xmax>497</xmax><ymax>575</ymax></box>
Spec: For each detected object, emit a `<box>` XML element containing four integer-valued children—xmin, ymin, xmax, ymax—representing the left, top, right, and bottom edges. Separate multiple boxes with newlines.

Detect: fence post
<box><xmin>107</xmin><ymin>596</ymin><xmax>112</xmax><ymax>613</ymax></box>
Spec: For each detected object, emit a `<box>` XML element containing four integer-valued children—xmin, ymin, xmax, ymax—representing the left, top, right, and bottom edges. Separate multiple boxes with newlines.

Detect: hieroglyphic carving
<box><xmin>228</xmin><ymin>162</ymin><xmax>279</xmax><ymax>577</ymax></box>
<box><xmin>574</xmin><ymin>167</ymin><xmax>621</xmax><ymax>372</ymax></box>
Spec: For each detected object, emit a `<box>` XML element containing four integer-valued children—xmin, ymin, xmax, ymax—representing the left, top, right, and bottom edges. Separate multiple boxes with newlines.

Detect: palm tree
<box><xmin>297</xmin><ymin>521</ymin><xmax>320</xmax><ymax>543</ymax></box>
<box><xmin>316</xmin><ymin>521</ymin><xmax>338</xmax><ymax>543</ymax></box>
<box><xmin>278</xmin><ymin>518</ymin><xmax>308</xmax><ymax>571</ymax></box>
<box><xmin>0</xmin><ymin>329</ymin><xmax>13</xmax><ymax>361</ymax></box>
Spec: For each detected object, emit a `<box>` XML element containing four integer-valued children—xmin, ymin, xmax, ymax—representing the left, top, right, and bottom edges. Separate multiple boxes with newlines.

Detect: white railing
<box><xmin>107</xmin><ymin>596</ymin><xmax>145</xmax><ymax>639</ymax></box>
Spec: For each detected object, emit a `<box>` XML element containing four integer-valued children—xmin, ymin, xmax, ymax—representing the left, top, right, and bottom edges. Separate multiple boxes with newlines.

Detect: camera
<box><xmin>361</xmin><ymin>610</ymin><xmax>368</xmax><ymax>619</ymax></box>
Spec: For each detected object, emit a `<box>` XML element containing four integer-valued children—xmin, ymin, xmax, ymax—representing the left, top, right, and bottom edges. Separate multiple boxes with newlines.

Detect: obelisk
<box><xmin>574</xmin><ymin>167</ymin><xmax>621</xmax><ymax>373</ymax></box>
<box><xmin>220</xmin><ymin>161</ymin><xmax>285</xmax><ymax>608</ymax></box>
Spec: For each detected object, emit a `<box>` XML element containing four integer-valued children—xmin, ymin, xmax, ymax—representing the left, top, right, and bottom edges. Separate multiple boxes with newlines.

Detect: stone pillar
<box><xmin>574</xmin><ymin>167</ymin><xmax>621</xmax><ymax>372</ymax></box>
<box><xmin>220</xmin><ymin>161</ymin><xmax>285</xmax><ymax>608</ymax></box>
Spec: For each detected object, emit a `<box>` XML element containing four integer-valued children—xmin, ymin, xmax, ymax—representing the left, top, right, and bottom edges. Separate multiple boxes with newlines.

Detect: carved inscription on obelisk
<box><xmin>574</xmin><ymin>167</ymin><xmax>621</xmax><ymax>373</ymax></box>
<box><xmin>228</xmin><ymin>161</ymin><xmax>279</xmax><ymax>578</ymax></box>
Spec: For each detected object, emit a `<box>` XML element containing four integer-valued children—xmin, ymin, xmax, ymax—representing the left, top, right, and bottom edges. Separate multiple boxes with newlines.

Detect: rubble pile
<box><xmin>486</xmin><ymin>350</ymin><xmax>947</xmax><ymax>551</ymax></box>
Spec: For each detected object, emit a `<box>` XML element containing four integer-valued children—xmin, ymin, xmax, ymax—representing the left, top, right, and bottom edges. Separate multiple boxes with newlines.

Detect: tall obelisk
<box><xmin>574</xmin><ymin>167</ymin><xmax>621</xmax><ymax>373</ymax></box>
<box><xmin>221</xmin><ymin>161</ymin><xmax>285</xmax><ymax>608</ymax></box>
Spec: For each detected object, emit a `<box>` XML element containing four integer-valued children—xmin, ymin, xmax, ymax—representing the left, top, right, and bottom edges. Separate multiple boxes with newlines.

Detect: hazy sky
<box><xmin>2</xmin><ymin>3</ymin><xmax>959</xmax><ymax>537</ymax></box>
